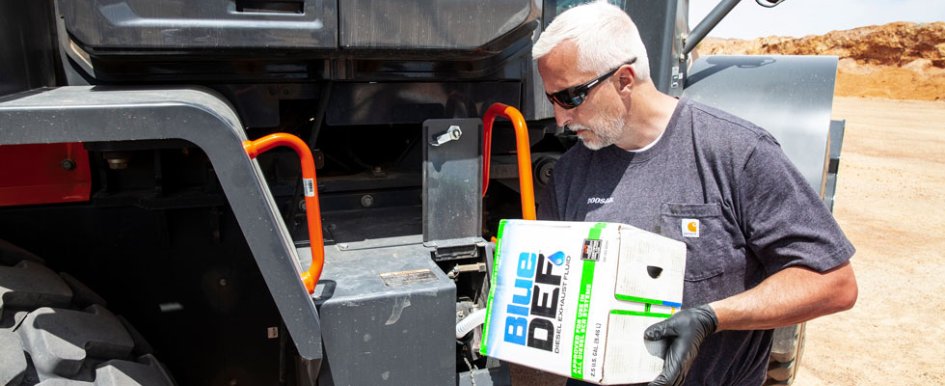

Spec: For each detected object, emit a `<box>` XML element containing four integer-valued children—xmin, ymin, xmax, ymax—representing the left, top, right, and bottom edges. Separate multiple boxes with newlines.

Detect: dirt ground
<box><xmin>793</xmin><ymin>97</ymin><xmax>945</xmax><ymax>385</ymax></box>
<box><xmin>835</xmin><ymin>60</ymin><xmax>945</xmax><ymax>101</ymax></box>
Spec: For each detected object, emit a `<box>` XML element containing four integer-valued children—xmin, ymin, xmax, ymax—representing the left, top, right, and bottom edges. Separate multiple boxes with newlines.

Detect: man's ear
<box><xmin>618</xmin><ymin>66</ymin><xmax>636</xmax><ymax>93</ymax></box>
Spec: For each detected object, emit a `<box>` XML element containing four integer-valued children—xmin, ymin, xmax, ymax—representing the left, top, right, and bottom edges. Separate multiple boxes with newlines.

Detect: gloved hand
<box><xmin>644</xmin><ymin>304</ymin><xmax>718</xmax><ymax>386</ymax></box>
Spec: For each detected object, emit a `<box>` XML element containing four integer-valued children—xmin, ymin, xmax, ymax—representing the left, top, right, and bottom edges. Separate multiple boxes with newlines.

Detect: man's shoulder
<box><xmin>684</xmin><ymin>99</ymin><xmax>772</xmax><ymax>142</ymax></box>
<box><xmin>681</xmin><ymin>99</ymin><xmax>777</xmax><ymax>162</ymax></box>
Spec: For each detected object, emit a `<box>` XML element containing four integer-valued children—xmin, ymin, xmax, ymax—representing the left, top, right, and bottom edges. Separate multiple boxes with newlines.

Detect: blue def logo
<box><xmin>547</xmin><ymin>251</ymin><xmax>565</xmax><ymax>266</ymax></box>
<box><xmin>502</xmin><ymin>251</ymin><xmax>564</xmax><ymax>351</ymax></box>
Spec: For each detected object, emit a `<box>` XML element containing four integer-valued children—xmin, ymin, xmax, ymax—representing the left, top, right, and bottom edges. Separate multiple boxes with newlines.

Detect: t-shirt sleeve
<box><xmin>738</xmin><ymin>135</ymin><xmax>855</xmax><ymax>274</ymax></box>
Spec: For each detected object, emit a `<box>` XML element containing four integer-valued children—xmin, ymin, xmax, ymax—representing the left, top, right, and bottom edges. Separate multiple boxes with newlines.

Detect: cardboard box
<box><xmin>480</xmin><ymin>220</ymin><xmax>687</xmax><ymax>385</ymax></box>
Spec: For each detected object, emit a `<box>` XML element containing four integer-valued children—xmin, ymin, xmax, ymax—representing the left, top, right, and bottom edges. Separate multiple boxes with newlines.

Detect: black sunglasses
<box><xmin>545</xmin><ymin>57</ymin><xmax>637</xmax><ymax>110</ymax></box>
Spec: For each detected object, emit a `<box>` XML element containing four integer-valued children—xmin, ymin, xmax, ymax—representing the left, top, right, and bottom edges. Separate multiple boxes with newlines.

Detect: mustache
<box><xmin>566</xmin><ymin>124</ymin><xmax>591</xmax><ymax>133</ymax></box>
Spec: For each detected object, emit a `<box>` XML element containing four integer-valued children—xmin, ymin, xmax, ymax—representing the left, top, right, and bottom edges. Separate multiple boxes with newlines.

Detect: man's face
<box><xmin>568</xmin><ymin>108</ymin><xmax>625</xmax><ymax>150</ymax></box>
<box><xmin>537</xmin><ymin>42</ymin><xmax>626</xmax><ymax>150</ymax></box>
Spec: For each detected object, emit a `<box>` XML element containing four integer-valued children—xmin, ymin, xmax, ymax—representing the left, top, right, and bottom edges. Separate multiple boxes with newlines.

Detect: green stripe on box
<box><xmin>614</xmin><ymin>294</ymin><xmax>671</xmax><ymax>306</ymax></box>
<box><xmin>587</xmin><ymin>222</ymin><xmax>608</xmax><ymax>240</ymax></box>
<box><xmin>610</xmin><ymin>309</ymin><xmax>673</xmax><ymax>319</ymax></box>
<box><xmin>496</xmin><ymin>219</ymin><xmax>508</xmax><ymax>242</ymax></box>
<box><xmin>570</xmin><ymin>259</ymin><xmax>596</xmax><ymax>379</ymax></box>
<box><xmin>479</xmin><ymin>220</ymin><xmax>508</xmax><ymax>355</ymax></box>
<box><xmin>568</xmin><ymin>222</ymin><xmax>607</xmax><ymax>379</ymax></box>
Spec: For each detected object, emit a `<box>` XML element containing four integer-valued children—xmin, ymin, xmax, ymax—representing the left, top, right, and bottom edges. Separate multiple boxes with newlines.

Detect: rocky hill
<box><xmin>697</xmin><ymin>22</ymin><xmax>945</xmax><ymax>100</ymax></box>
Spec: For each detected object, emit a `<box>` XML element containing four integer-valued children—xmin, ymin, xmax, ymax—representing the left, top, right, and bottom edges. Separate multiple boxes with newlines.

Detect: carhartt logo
<box><xmin>587</xmin><ymin>197</ymin><xmax>614</xmax><ymax>205</ymax></box>
<box><xmin>681</xmin><ymin>219</ymin><xmax>700</xmax><ymax>238</ymax></box>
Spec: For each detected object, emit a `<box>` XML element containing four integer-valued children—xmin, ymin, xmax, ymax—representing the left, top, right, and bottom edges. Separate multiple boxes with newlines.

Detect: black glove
<box><xmin>643</xmin><ymin>304</ymin><xmax>718</xmax><ymax>386</ymax></box>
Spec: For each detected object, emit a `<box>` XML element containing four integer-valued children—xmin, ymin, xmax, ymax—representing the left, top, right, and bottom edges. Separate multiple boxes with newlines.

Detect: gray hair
<box><xmin>532</xmin><ymin>0</ymin><xmax>651</xmax><ymax>82</ymax></box>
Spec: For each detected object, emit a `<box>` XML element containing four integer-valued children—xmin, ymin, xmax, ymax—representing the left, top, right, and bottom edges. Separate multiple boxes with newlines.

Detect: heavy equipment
<box><xmin>0</xmin><ymin>0</ymin><xmax>843</xmax><ymax>385</ymax></box>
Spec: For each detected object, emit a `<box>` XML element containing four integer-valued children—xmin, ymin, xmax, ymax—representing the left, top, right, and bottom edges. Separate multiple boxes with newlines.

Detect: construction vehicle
<box><xmin>0</xmin><ymin>0</ymin><xmax>843</xmax><ymax>385</ymax></box>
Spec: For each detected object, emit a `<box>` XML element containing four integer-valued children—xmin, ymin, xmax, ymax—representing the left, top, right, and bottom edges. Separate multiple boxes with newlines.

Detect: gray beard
<box><xmin>570</xmin><ymin>116</ymin><xmax>625</xmax><ymax>150</ymax></box>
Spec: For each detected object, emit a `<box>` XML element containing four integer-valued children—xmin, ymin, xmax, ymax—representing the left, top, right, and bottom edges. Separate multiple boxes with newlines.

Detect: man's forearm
<box><xmin>709</xmin><ymin>262</ymin><xmax>857</xmax><ymax>331</ymax></box>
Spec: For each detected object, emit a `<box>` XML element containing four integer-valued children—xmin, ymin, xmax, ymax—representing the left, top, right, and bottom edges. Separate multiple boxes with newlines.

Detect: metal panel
<box><xmin>311</xmin><ymin>243</ymin><xmax>456</xmax><ymax>386</ymax></box>
<box><xmin>624</xmin><ymin>0</ymin><xmax>679</xmax><ymax>94</ymax></box>
<box><xmin>0</xmin><ymin>86</ymin><xmax>322</xmax><ymax>364</ymax></box>
<box><xmin>458</xmin><ymin>366</ymin><xmax>512</xmax><ymax>386</ymax></box>
<box><xmin>824</xmin><ymin>119</ymin><xmax>845</xmax><ymax>211</ymax></box>
<box><xmin>683</xmin><ymin>55</ymin><xmax>838</xmax><ymax>192</ymax></box>
<box><xmin>326</xmin><ymin>82</ymin><xmax>520</xmax><ymax>126</ymax></box>
<box><xmin>422</xmin><ymin>119</ymin><xmax>482</xmax><ymax>243</ymax></box>
<box><xmin>339</xmin><ymin>0</ymin><xmax>537</xmax><ymax>50</ymax></box>
<box><xmin>0</xmin><ymin>143</ymin><xmax>92</xmax><ymax>206</ymax></box>
<box><xmin>0</xmin><ymin>0</ymin><xmax>57</xmax><ymax>96</ymax></box>
<box><xmin>59</xmin><ymin>0</ymin><xmax>338</xmax><ymax>50</ymax></box>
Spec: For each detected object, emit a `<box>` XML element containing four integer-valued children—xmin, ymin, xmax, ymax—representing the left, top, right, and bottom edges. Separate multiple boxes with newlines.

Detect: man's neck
<box><xmin>615</xmin><ymin>85</ymin><xmax>678</xmax><ymax>151</ymax></box>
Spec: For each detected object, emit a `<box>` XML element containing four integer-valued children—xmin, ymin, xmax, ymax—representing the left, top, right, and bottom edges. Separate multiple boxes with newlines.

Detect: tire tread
<box><xmin>0</xmin><ymin>239</ymin><xmax>175</xmax><ymax>386</ymax></box>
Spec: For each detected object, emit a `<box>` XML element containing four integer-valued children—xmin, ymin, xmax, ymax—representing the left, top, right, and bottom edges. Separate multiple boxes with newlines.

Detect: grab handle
<box><xmin>482</xmin><ymin>103</ymin><xmax>536</xmax><ymax>220</ymax></box>
<box><xmin>244</xmin><ymin>133</ymin><xmax>324</xmax><ymax>294</ymax></box>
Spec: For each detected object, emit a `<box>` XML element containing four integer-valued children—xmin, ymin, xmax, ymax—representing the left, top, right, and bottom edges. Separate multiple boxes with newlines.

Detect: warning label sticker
<box><xmin>303</xmin><ymin>178</ymin><xmax>315</xmax><ymax>197</ymax></box>
<box><xmin>582</xmin><ymin>239</ymin><xmax>604</xmax><ymax>261</ymax></box>
<box><xmin>380</xmin><ymin>269</ymin><xmax>437</xmax><ymax>287</ymax></box>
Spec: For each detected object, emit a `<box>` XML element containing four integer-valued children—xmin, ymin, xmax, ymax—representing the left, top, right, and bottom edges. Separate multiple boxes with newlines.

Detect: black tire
<box><xmin>0</xmin><ymin>239</ymin><xmax>176</xmax><ymax>386</ymax></box>
<box><xmin>765</xmin><ymin>323</ymin><xmax>806</xmax><ymax>386</ymax></box>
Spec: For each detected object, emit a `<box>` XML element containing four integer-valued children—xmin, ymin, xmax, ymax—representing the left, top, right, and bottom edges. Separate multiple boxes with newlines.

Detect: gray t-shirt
<box><xmin>539</xmin><ymin>98</ymin><xmax>854</xmax><ymax>386</ymax></box>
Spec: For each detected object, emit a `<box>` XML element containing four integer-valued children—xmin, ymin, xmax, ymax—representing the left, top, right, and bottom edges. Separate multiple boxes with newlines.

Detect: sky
<box><xmin>688</xmin><ymin>0</ymin><xmax>945</xmax><ymax>39</ymax></box>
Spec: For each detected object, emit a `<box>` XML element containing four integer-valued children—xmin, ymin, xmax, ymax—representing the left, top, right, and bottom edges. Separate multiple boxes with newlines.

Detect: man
<box><xmin>530</xmin><ymin>2</ymin><xmax>858</xmax><ymax>385</ymax></box>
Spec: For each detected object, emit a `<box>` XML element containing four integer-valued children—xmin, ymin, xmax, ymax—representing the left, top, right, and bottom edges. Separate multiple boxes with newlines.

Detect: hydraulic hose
<box><xmin>244</xmin><ymin>133</ymin><xmax>324</xmax><ymax>294</ymax></box>
<box><xmin>456</xmin><ymin>308</ymin><xmax>488</xmax><ymax>339</ymax></box>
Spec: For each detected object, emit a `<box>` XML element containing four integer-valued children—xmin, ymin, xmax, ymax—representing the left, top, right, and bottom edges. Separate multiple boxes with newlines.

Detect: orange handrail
<box><xmin>243</xmin><ymin>133</ymin><xmax>324</xmax><ymax>294</ymax></box>
<box><xmin>482</xmin><ymin>103</ymin><xmax>536</xmax><ymax>220</ymax></box>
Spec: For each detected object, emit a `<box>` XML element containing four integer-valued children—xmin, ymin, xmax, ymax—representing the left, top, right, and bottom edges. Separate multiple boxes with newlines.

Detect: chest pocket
<box><xmin>659</xmin><ymin>202</ymin><xmax>734</xmax><ymax>282</ymax></box>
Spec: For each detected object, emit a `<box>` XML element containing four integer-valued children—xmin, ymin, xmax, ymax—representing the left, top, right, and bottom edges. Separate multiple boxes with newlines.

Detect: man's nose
<box><xmin>553</xmin><ymin>103</ymin><xmax>572</xmax><ymax>128</ymax></box>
